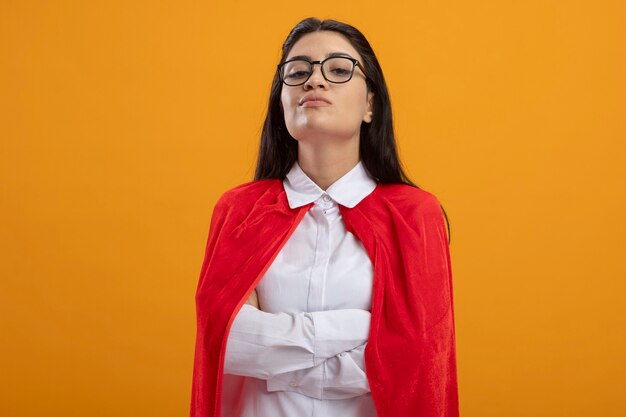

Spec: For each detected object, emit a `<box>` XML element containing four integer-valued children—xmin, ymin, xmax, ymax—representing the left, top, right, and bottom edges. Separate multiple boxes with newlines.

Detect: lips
<box><xmin>299</xmin><ymin>94</ymin><xmax>332</xmax><ymax>106</ymax></box>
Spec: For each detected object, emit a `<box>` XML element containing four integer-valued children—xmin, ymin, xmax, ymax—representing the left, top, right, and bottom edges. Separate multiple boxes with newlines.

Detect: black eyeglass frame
<box><xmin>277</xmin><ymin>56</ymin><xmax>368</xmax><ymax>86</ymax></box>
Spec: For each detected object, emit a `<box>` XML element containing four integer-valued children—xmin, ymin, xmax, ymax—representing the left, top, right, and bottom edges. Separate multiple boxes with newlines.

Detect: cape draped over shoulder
<box><xmin>191</xmin><ymin>179</ymin><xmax>459</xmax><ymax>417</ymax></box>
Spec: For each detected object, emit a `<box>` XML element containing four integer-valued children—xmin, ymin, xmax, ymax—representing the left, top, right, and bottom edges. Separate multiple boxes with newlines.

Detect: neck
<box><xmin>297</xmin><ymin>139</ymin><xmax>360</xmax><ymax>191</ymax></box>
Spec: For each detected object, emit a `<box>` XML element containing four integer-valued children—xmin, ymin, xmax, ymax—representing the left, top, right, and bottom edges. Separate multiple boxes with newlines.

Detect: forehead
<box><xmin>285</xmin><ymin>31</ymin><xmax>362</xmax><ymax>62</ymax></box>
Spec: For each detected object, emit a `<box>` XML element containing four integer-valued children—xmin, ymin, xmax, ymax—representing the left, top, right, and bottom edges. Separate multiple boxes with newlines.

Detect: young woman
<box><xmin>191</xmin><ymin>17</ymin><xmax>459</xmax><ymax>417</ymax></box>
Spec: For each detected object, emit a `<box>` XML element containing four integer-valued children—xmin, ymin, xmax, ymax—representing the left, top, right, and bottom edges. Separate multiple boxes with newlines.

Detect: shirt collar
<box><xmin>283</xmin><ymin>160</ymin><xmax>378</xmax><ymax>209</ymax></box>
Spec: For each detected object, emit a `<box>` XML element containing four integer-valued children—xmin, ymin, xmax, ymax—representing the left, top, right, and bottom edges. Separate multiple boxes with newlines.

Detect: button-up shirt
<box><xmin>221</xmin><ymin>159</ymin><xmax>379</xmax><ymax>417</ymax></box>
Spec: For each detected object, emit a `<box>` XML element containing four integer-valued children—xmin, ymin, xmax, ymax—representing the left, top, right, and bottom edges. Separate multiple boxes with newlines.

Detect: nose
<box><xmin>304</xmin><ymin>63</ymin><xmax>328</xmax><ymax>89</ymax></box>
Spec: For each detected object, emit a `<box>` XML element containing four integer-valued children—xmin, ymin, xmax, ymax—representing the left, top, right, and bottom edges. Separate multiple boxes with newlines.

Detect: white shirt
<box><xmin>221</xmin><ymin>160</ymin><xmax>379</xmax><ymax>417</ymax></box>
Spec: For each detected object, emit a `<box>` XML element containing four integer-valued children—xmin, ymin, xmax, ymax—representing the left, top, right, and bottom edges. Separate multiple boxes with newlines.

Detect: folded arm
<box><xmin>223</xmin><ymin>304</ymin><xmax>370</xmax><ymax>381</ymax></box>
<box><xmin>266</xmin><ymin>341</ymin><xmax>370</xmax><ymax>400</ymax></box>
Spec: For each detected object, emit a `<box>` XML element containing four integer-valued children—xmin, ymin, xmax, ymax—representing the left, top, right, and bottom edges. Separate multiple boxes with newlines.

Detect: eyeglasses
<box><xmin>277</xmin><ymin>56</ymin><xmax>367</xmax><ymax>86</ymax></box>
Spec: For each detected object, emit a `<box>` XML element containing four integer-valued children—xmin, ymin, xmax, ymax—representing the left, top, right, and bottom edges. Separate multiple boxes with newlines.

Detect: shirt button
<box><xmin>289</xmin><ymin>380</ymin><xmax>298</xmax><ymax>387</ymax></box>
<box><xmin>322</xmin><ymin>194</ymin><xmax>331</xmax><ymax>202</ymax></box>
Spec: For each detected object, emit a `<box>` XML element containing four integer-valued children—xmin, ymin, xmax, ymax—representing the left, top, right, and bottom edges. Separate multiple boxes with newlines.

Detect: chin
<box><xmin>288</xmin><ymin>124</ymin><xmax>333</xmax><ymax>139</ymax></box>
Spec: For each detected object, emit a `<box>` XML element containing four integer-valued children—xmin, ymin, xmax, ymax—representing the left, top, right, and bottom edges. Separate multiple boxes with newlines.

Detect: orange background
<box><xmin>1</xmin><ymin>1</ymin><xmax>625</xmax><ymax>416</ymax></box>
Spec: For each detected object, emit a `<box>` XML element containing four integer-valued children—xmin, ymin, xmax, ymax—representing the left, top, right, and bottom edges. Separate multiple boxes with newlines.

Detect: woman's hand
<box><xmin>245</xmin><ymin>289</ymin><xmax>260</xmax><ymax>309</ymax></box>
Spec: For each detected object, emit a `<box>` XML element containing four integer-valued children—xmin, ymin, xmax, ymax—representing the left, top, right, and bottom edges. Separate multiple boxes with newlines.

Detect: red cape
<box><xmin>191</xmin><ymin>179</ymin><xmax>459</xmax><ymax>416</ymax></box>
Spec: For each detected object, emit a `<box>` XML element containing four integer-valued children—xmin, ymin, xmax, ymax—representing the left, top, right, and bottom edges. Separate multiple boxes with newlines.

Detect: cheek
<box><xmin>281</xmin><ymin>91</ymin><xmax>296</xmax><ymax>115</ymax></box>
<box><xmin>346</xmin><ymin>88</ymin><xmax>369</xmax><ymax>116</ymax></box>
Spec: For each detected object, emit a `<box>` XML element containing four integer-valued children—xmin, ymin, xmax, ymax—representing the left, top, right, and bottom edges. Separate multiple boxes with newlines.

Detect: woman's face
<box><xmin>280</xmin><ymin>31</ymin><xmax>374</xmax><ymax>144</ymax></box>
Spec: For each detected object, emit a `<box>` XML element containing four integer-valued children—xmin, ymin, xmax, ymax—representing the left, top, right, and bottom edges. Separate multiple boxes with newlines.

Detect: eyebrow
<box><xmin>286</xmin><ymin>52</ymin><xmax>354</xmax><ymax>61</ymax></box>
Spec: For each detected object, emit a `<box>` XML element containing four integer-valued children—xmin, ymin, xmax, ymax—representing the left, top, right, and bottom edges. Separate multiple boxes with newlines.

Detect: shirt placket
<box><xmin>307</xmin><ymin>192</ymin><xmax>334</xmax><ymax>313</ymax></box>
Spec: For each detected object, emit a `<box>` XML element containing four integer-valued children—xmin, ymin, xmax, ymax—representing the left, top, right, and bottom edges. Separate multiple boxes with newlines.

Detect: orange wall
<box><xmin>1</xmin><ymin>1</ymin><xmax>624</xmax><ymax>416</ymax></box>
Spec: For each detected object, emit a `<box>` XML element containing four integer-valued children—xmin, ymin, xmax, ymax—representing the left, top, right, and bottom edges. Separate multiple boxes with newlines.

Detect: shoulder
<box><xmin>214</xmin><ymin>178</ymin><xmax>284</xmax><ymax>211</ymax></box>
<box><xmin>368</xmin><ymin>183</ymin><xmax>449</xmax><ymax>243</ymax></box>
<box><xmin>372</xmin><ymin>183</ymin><xmax>443</xmax><ymax>216</ymax></box>
<box><xmin>203</xmin><ymin>179</ymin><xmax>284</xmax><ymax>237</ymax></box>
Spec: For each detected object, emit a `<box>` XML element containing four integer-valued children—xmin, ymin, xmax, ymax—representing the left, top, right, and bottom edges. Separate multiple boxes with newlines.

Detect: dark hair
<box><xmin>253</xmin><ymin>17</ymin><xmax>451</xmax><ymax>243</ymax></box>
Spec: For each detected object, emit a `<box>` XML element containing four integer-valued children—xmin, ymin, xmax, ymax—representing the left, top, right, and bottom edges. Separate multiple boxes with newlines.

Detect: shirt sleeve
<box><xmin>265</xmin><ymin>342</ymin><xmax>370</xmax><ymax>400</ymax></box>
<box><xmin>223</xmin><ymin>304</ymin><xmax>370</xmax><ymax>380</ymax></box>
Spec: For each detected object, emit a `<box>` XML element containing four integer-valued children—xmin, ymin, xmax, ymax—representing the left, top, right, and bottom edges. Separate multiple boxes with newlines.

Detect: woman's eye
<box><xmin>286</xmin><ymin>71</ymin><xmax>310</xmax><ymax>79</ymax></box>
<box><xmin>331</xmin><ymin>68</ymin><xmax>351</xmax><ymax>75</ymax></box>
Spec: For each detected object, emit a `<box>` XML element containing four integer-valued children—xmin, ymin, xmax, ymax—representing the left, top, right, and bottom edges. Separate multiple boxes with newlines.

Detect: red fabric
<box><xmin>190</xmin><ymin>179</ymin><xmax>459</xmax><ymax>417</ymax></box>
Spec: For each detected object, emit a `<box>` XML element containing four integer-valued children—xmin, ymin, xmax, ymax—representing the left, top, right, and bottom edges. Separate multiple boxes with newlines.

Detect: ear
<box><xmin>363</xmin><ymin>91</ymin><xmax>375</xmax><ymax>123</ymax></box>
